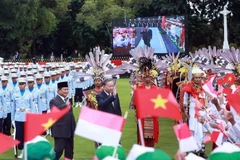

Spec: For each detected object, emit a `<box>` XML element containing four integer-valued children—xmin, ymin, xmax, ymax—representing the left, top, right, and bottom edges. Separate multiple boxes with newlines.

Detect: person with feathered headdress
<box><xmin>72</xmin><ymin>47</ymin><xmax>126</xmax><ymax>148</ymax></box>
<box><xmin>121</xmin><ymin>46</ymin><xmax>168</xmax><ymax>147</ymax></box>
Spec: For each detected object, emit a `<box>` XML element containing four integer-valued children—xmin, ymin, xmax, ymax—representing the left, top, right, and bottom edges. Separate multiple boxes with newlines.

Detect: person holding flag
<box><xmin>120</xmin><ymin>46</ymin><xmax>169</xmax><ymax>147</ymax></box>
<box><xmin>50</xmin><ymin>81</ymin><xmax>76</xmax><ymax>160</ymax></box>
<box><xmin>134</xmin><ymin>68</ymin><xmax>159</xmax><ymax>147</ymax></box>
<box><xmin>180</xmin><ymin>66</ymin><xmax>208</xmax><ymax>158</ymax></box>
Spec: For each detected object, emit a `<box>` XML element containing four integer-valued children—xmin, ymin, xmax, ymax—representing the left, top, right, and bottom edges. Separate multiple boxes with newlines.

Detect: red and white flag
<box><xmin>203</xmin><ymin>134</ymin><xmax>212</xmax><ymax>144</ymax></box>
<box><xmin>202</xmin><ymin>75</ymin><xmax>218</xmax><ymax>97</ymax></box>
<box><xmin>173</xmin><ymin>123</ymin><xmax>198</xmax><ymax>153</ymax></box>
<box><xmin>211</xmin><ymin>131</ymin><xmax>223</xmax><ymax>146</ymax></box>
<box><xmin>75</xmin><ymin>106</ymin><xmax>126</xmax><ymax>146</ymax></box>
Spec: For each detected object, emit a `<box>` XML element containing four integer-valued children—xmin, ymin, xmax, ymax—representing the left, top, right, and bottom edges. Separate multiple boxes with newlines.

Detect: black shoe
<box><xmin>199</xmin><ymin>152</ymin><xmax>208</xmax><ymax>158</ymax></box>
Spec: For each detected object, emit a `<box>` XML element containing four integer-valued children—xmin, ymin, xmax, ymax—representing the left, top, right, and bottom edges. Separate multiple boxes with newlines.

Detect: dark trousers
<box><xmin>42</xmin><ymin>110</ymin><xmax>47</xmax><ymax>135</ymax></box>
<box><xmin>3</xmin><ymin>113</ymin><xmax>11</xmax><ymax>135</ymax></box>
<box><xmin>15</xmin><ymin>121</ymin><xmax>24</xmax><ymax>150</ymax></box>
<box><xmin>54</xmin><ymin>136</ymin><xmax>74</xmax><ymax>160</ymax></box>
<box><xmin>144</xmin><ymin>39</ymin><xmax>151</xmax><ymax>47</ymax></box>
<box><xmin>0</xmin><ymin>118</ymin><xmax>3</xmax><ymax>132</ymax></box>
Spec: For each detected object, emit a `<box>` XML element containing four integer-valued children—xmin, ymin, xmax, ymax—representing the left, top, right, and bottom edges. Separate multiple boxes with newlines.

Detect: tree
<box><xmin>0</xmin><ymin>0</ymin><xmax>70</xmax><ymax>58</ymax></box>
<box><xmin>75</xmin><ymin>0</ymin><xmax>134</xmax><ymax>53</ymax></box>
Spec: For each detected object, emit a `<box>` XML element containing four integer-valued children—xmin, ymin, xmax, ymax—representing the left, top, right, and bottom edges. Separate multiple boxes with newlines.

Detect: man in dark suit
<box><xmin>50</xmin><ymin>81</ymin><xmax>76</xmax><ymax>160</ymax></box>
<box><xmin>96</xmin><ymin>78</ymin><xmax>122</xmax><ymax>116</ymax></box>
<box><xmin>140</xmin><ymin>25</ymin><xmax>152</xmax><ymax>47</ymax></box>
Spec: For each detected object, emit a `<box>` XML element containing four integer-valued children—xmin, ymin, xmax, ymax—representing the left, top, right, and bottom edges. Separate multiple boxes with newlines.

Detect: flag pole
<box><xmin>112</xmin><ymin>111</ymin><xmax>128</xmax><ymax>158</ymax></box>
<box><xmin>24</xmin><ymin>142</ymin><xmax>27</xmax><ymax>160</ymax></box>
<box><xmin>138</xmin><ymin>119</ymin><xmax>145</xmax><ymax>146</ymax></box>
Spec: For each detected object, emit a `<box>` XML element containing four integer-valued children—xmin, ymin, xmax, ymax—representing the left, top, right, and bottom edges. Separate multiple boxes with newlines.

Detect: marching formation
<box><xmin>0</xmin><ymin>60</ymin><xmax>95</xmax><ymax>158</ymax></box>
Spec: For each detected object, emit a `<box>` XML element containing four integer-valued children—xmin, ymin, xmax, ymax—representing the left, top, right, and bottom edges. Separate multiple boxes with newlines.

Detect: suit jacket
<box><xmin>141</xmin><ymin>29</ymin><xmax>152</xmax><ymax>41</ymax></box>
<box><xmin>96</xmin><ymin>91</ymin><xmax>122</xmax><ymax>116</ymax></box>
<box><xmin>50</xmin><ymin>95</ymin><xmax>76</xmax><ymax>138</ymax></box>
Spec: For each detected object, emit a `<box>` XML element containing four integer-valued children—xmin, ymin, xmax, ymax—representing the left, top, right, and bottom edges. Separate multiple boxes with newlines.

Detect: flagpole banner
<box><xmin>173</xmin><ymin>123</ymin><xmax>198</xmax><ymax>153</ymax></box>
<box><xmin>137</xmin><ymin>119</ymin><xmax>145</xmax><ymax>146</ymax></box>
<box><xmin>24</xmin><ymin>106</ymin><xmax>70</xmax><ymax>142</ymax></box>
<box><xmin>75</xmin><ymin>106</ymin><xmax>125</xmax><ymax>146</ymax></box>
<box><xmin>211</xmin><ymin>131</ymin><xmax>223</xmax><ymax>147</ymax></box>
<box><xmin>202</xmin><ymin>75</ymin><xmax>218</xmax><ymax>98</ymax></box>
<box><xmin>134</xmin><ymin>88</ymin><xmax>182</xmax><ymax>120</ymax></box>
<box><xmin>0</xmin><ymin>133</ymin><xmax>20</xmax><ymax>154</ymax></box>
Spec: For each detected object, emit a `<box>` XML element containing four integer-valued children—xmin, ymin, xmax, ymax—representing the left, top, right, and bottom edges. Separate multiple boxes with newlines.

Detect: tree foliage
<box><xmin>0</xmin><ymin>0</ymin><xmax>240</xmax><ymax>58</ymax></box>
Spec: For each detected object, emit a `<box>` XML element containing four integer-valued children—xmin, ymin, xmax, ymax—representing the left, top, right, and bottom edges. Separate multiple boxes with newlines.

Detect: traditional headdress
<box><xmin>72</xmin><ymin>48</ymin><xmax>125</xmax><ymax>81</ymax></box>
<box><xmin>120</xmin><ymin>46</ymin><xmax>168</xmax><ymax>87</ymax></box>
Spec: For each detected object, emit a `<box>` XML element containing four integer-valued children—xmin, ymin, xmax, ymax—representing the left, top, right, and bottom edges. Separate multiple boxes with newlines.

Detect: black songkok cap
<box><xmin>57</xmin><ymin>81</ymin><xmax>68</xmax><ymax>89</ymax></box>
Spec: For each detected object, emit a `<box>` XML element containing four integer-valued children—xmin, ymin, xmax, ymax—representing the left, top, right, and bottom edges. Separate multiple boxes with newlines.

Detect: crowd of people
<box><xmin>162</xmin><ymin>18</ymin><xmax>185</xmax><ymax>50</ymax></box>
<box><xmin>1</xmin><ymin>46</ymin><xmax>240</xmax><ymax>160</ymax></box>
<box><xmin>113</xmin><ymin>26</ymin><xmax>137</xmax><ymax>50</ymax></box>
<box><xmin>0</xmin><ymin>61</ymin><xmax>94</xmax><ymax>159</ymax></box>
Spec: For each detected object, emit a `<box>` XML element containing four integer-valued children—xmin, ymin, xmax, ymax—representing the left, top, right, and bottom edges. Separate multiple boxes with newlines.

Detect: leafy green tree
<box><xmin>75</xmin><ymin>0</ymin><xmax>134</xmax><ymax>53</ymax></box>
<box><xmin>0</xmin><ymin>0</ymin><xmax>70</xmax><ymax>58</ymax></box>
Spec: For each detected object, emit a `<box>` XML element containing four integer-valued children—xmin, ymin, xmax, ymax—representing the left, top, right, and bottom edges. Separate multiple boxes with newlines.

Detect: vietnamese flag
<box><xmin>216</xmin><ymin>77</ymin><xmax>224</xmax><ymax>86</ymax></box>
<box><xmin>223</xmin><ymin>88</ymin><xmax>232</xmax><ymax>95</ymax></box>
<box><xmin>0</xmin><ymin>133</ymin><xmax>20</xmax><ymax>154</ymax></box>
<box><xmin>223</xmin><ymin>73</ymin><xmax>236</xmax><ymax>85</ymax></box>
<box><xmin>24</xmin><ymin>106</ymin><xmax>70</xmax><ymax>141</ymax></box>
<box><xmin>226</xmin><ymin>94</ymin><xmax>240</xmax><ymax>114</ymax></box>
<box><xmin>134</xmin><ymin>88</ymin><xmax>182</xmax><ymax>120</ymax></box>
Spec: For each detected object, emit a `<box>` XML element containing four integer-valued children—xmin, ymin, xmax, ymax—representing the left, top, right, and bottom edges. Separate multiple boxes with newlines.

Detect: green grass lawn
<box><xmin>0</xmin><ymin>78</ymin><xmax>211</xmax><ymax>159</ymax></box>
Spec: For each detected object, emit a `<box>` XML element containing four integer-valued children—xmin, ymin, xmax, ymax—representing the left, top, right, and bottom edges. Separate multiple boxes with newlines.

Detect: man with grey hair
<box><xmin>96</xmin><ymin>78</ymin><xmax>122</xmax><ymax>116</ymax></box>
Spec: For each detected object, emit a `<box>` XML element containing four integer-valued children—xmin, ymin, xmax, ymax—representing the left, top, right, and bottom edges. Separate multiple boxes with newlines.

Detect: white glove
<box><xmin>12</xmin><ymin>121</ymin><xmax>15</xmax><ymax>128</ymax></box>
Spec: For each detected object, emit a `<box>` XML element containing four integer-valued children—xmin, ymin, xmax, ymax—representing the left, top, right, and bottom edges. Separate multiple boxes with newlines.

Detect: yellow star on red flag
<box><xmin>228</xmin><ymin>76</ymin><xmax>232</xmax><ymax>81</ymax></box>
<box><xmin>151</xmin><ymin>94</ymin><xmax>168</xmax><ymax>109</ymax></box>
<box><xmin>134</xmin><ymin>88</ymin><xmax>182</xmax><ymax>120</ymax></box>
<box><xmin>42</xmin><ymin>118</ymin><xmax>56</xmax><ymax>130</ymax></box>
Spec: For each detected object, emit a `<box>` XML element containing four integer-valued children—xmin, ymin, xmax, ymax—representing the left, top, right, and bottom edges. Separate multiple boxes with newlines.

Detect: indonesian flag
<box><xmin>218</xmin><ymin>121</ymin><xmax>228</xmax><ymax>138</ymax></box>
<box><xmin>203</xmin><ymin>134</ymin><xmax>212</xmax><ymax>144</ymax></box>
<box><xmin>75</xmin><ymin>106</ymin><xmax>126</xmax><ymax>146</ymax></box>
<box><xmin>0</xmin><ymin>133</ymin><xmax>20</xmax><ymax>154</ymax></box>
<box><xmin>202</xmin><ymin>75</ymin><xmax>218</xmax><ymax>97</ymax></box>
<box><xmin>134</xmin><ymin>88</ymin><xmax>182</xmax><ymax>120</ymax></box>
<box><xmin>173</xmin><ymin>123</ymin><xmax>198</xmax><ymax>153</ymax></box>
<box><xmin>24</xmin><ymin>106</ymin><xmax>70</xmax><ymax>141</ymax></box>
<box><xmin>211</xmin><ymin>131</ymin><xmax>223</xmax><ymax>147</ymax></box>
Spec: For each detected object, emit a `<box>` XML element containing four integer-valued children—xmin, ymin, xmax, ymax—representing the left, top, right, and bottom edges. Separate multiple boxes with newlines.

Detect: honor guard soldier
<box><xmin>0</xmin><ymin>76</ymin><xmax>13</xmax><ymax>135</ymax></box>
<box><xmin>0</xmin><ymin>78</ymin><xmax>6</xmax><ymax>133</ymax></box>
<box><xmin>11</xmin><ymin>78</ymin><xmax>36</xmax><ymax>158</ymax></box>
<box><xmin>44</xmin><ymin>72</ymin><xmax>56</xmax><ymax>106</ymax></box>
<box><xmin>35</xmin><ymin>74</ymin><xmax>48</xmax><ymax>113</ymax></box>
<box><xmin>27</xmin><ymin>76</ymin><xmax>40</xmax><ymax>113</ymax></box>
